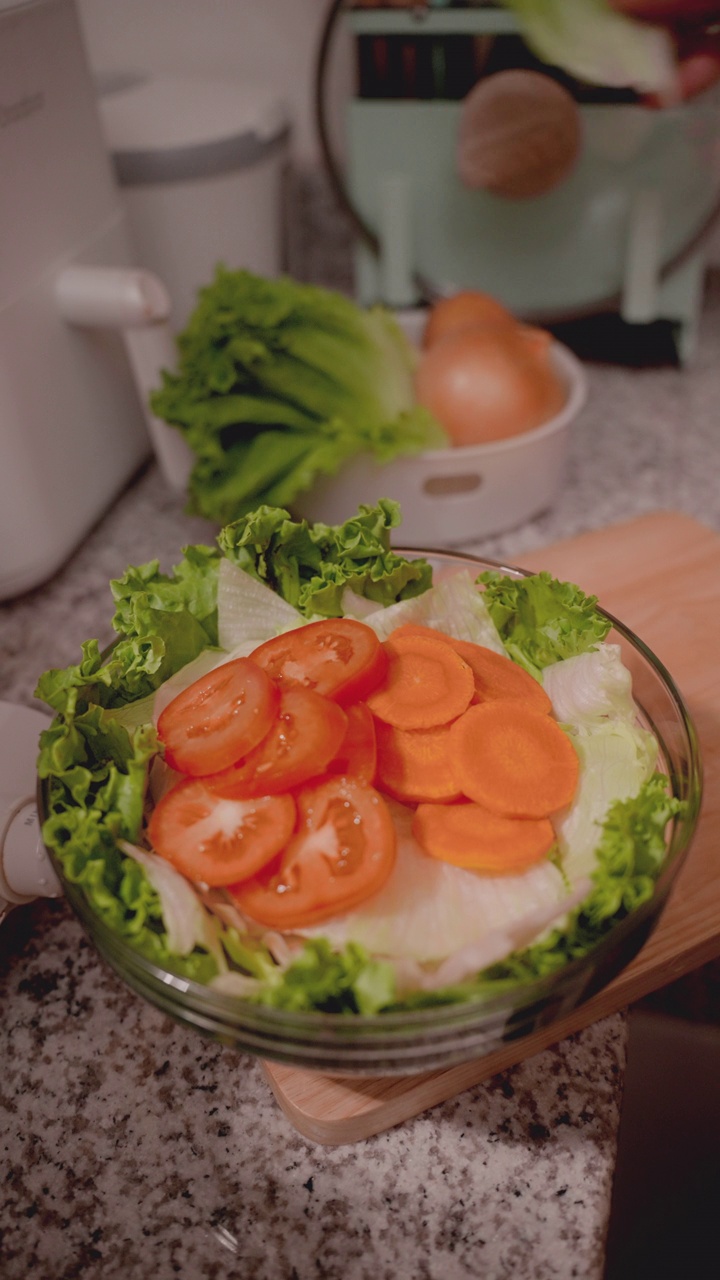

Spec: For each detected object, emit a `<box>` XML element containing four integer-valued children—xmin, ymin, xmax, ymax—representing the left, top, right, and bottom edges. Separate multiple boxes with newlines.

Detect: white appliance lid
<box><xmin>98</xmin><ymin>74</ymin><xmax>291</xmax><ymax>185</ymax></box>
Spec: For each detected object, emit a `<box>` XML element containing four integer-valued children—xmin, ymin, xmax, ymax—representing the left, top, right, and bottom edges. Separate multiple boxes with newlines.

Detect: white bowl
<box><xmin>293</xmin><ymin>313</ymin><xmax>587</xmax><ymax>547</ymax></box>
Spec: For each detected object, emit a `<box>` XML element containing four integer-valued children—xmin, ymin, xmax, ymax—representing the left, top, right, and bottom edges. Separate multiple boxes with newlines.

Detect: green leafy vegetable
<box><xmin>150</xmin><ymin>267</ymin><xmax>446</xmax><ymax>524</ymax></box>
<box><xmin>257</xmin><ymin>938</ymin><xmax>396</xmax><ymax>1016</ymax></box>
<box><xmin>218</xmin><ymin>499</ymin><xmax>431</xmax><ymax>618</ymax></box>
<box><xmin>502</xmin><ymin>0</ymin><xmax>676</xmax><ymax>95</ymax></box>
<box><xmin>479</xmin><ymin>569</ymin><xmax>611</xmax><ymax>678</ymax></box>
<box><xmin>36</xmin><ymin>547</ymin><xmax>222</xmax><ymax>714</ymax></box>
<box><xmin>37</xmin><ymin>708</ymin><xmax>214</xmax><ymax>981</ymax></box>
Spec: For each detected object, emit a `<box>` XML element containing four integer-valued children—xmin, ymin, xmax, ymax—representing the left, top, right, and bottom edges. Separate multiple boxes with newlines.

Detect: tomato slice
<box><xmin>327</xmin><ymin>702</ymin><xmax>377</xmax><ymax>783</ymax></box>
<box><xmin>147</xmin><ymin>778</ymin><xmax>296</xmax><ymax>887</ymax></box>
<box><xmin>230</xmin><ymin>776</ymin><xmax>397</xmax><ymax>929</ymax></box>
<box><xmin>206</xmin><ymin>687</ymin><xmax>348</xmax><ymax>798</ymax></box>
<box><xmin>249</xmin><ymin>618</ymin><xmax>387</xmax><ymax>705</ymax></box>
<box><xmin>157</xmin><ymin>657</ymin><xmax>279</xmax><ymax>777</ymax></box>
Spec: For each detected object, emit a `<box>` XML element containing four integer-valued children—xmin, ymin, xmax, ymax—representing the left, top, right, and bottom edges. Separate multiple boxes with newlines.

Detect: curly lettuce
<box><xmin>479</xmin><ymin>568</ymin><xmax>611</xmax><ymax>678</ymax></box>
<box><xmin>218</xmin><ymin>498</ymin><xmax>431</xmax><ymax>619</ymax></box>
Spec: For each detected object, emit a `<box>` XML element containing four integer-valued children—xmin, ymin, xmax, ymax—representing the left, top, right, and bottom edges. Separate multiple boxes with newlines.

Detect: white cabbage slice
<box><xmin>554</xmin><ymin>722</ymin><xmax>657</xmax><ymax>881</ymax></box>
<box><xmin>217</xmin><ymin>557</ymin><xmax>305</xmax><ymax>652</ymax></box>
<box><xmin>543</xmin><ymin>644</ymin><xmax>658</xmax><ymax>880</ymax></box>
<box><xmin>503</xmin><ymin>0</ymin><xmax>677</xmax><ymax>96</ymax></box>
<box><xmin>118</xmin><ymin>839</ymin><xmax>226</xmax><ymax>968</ymax></box>
<box><xmin>357</xmin><ymin>569</ymin><xmax>507</xmax><ymax>653</ymax></box>
<box><xmin>542</xmin><ymin>644</ymin><xmax>636</xmax><ymax>727</ymax></box>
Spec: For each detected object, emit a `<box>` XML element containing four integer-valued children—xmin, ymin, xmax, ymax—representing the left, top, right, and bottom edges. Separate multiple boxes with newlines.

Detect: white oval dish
<box><xmin>293</xmin><ymin>314</ymin><xmax>587</xmax><ymax>547</ymax></box>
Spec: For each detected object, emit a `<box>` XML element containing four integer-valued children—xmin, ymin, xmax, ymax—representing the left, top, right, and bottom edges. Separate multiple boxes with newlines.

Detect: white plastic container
<box><xmin>293</xmin><ymin>312</ymin><xmax>587</xmax><ymax>547</ymax></box>
<box><xmin>0</xmin><ymin>0</ymin><xmax>152</xmax><ymax>601</ymax></box>
<box><xmin>98</xmin><ymin>74</ymin><xmax>291</xmax><ymax>329</ymax></box>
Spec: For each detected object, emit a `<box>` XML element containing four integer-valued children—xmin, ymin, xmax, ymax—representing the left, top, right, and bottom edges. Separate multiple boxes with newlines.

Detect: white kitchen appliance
<box><xmin>98</xmin><ymin>72</ymin><xmax>291</xmax><ymax>332</ymax></box>
<box><xmin>0</xmin><ymin>0</ymin><xmax>181</xmax><ymax>601</ymax></box>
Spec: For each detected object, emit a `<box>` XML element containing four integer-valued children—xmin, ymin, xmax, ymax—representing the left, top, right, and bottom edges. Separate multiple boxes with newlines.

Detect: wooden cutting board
<box><xmin>260</xmin><ymin>511</ymin><xmax>720</xmax><ymax>1145</ymax></box>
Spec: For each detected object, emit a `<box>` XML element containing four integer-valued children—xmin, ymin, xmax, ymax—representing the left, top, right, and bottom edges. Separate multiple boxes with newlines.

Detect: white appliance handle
<box><xmin>54</xmin><ymin>265</ymin><xmax>193</xmax><ymax>492</ymax></box>
<box><xmin>0</xmin><ymin>703</ymin><xmax>62</xmax><ymax>924</ymax></box>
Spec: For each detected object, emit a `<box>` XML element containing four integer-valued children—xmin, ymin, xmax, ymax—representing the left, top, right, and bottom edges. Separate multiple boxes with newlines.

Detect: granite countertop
<box><xmin>2</xmin><ymin>271</ymin><xmax>719</xmax><ymax>1280</ymax></box>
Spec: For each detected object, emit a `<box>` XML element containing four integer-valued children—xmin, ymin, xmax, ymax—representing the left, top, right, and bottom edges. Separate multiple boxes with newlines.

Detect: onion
<box><xmin>414</xmin><ymin>323</ymin><xmax>566</xmax><ymax>446</ymax></box>
<box><xmin>422</xmin><ymin>290</ymin><xmax>515</xmax><ymax>348</ymax></box>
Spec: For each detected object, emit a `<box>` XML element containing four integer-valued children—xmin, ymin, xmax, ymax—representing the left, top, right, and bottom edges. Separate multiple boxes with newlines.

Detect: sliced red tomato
<box><xmin>249</xmin><ymin>618</ymin><xmax>387</xmax><ymax>706</ymax></box>
<box><xmin>230</xmin><ymin>775</ymin><xmax>397</xmax><ymax>929</ymax></box>
<box><xmin>327</xmin><ymin>702</ymin><xmax>377</xmax><ymax>783</ymax></box>
<box><xmin>147</xmin><ymin>778</ymin><xmax>296</xmax><ymax>887</ymax></box>
<box><xmin>157</xmin><ymin>657</ymin><xmax>278</xmax><ymax>777</ymax></box>
<box><xmin>206</xmin><ymin>687</ymin><xmax>347</xmax><ymax>798</ymax></box>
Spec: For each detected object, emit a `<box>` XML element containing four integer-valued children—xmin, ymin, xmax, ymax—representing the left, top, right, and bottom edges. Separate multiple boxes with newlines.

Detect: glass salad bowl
<box><xmin>37</xmin><ymin>549</ymin><xmax>702</xmax><ymax>1077</ymax></box>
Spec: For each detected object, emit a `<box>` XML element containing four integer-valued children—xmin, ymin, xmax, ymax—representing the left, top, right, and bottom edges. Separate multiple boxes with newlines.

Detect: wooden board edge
<box><xmin>259</xmin><ymin>928</ymin><xmax>720</xmax><ymax>1146</ymax></box>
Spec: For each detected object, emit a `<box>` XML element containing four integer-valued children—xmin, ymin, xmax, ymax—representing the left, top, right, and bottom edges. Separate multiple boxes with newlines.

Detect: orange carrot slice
<box><xmin>449</xmin><ymin>701</ymin><xmax>579</xmax><ymax>818</ymax></box>
<box><xmin>391</xmin><ymin>623</ymin><xmax>551</xmax><ymax>713</ymax></box>
<box><xmin>374</xmin><ymin>718</ymin><xmax>464</xmax><ymax>805</ymax></box>
<box><xmin>366</xmin><ymin>632</ymin><xmax>474</xmax><ymax>730</ymax></box>
<box><xmin>412</xmin><ymin>801</ymin><xmax>556</xmax><ymax>874</ymax></box>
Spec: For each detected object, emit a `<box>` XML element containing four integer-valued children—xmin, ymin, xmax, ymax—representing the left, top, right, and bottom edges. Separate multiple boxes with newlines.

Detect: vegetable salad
<box><xmin>36</xmin><ymin>501</ymin><xmax>682</xmax><ymax>1015</ymax></box>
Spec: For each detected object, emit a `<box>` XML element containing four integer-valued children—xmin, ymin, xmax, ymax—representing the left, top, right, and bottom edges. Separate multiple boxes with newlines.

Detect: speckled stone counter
<box><xmin>2</xmin><ymin>263</ymin><xmax>719</xmax><ymax>1279</ymax></box>
<box><xmin>1</xmin><ymin>902</ymin><xmax>625</xmax><ymax>1280</ymax></box>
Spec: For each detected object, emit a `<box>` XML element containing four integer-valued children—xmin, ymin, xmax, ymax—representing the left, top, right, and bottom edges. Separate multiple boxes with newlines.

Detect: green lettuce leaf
<box><xmin>150</xmin><ymin>267</ymin><xmax>446</xmax><ymax>523</ymax></box>
<box><xmin>258</xmin><ymin>938</ymin><xmax>397</xmax><ymax>1015</ymax></box>
<box><xmin>218</xmin><ymin>499</ymin><xmax>432</xmax><ymax>618</ymax></box>
<box><xmin>38</xmin><ymin>709</ymin><xmax>220</xmax><ymax>983</ymax></box>
<box><xmin>35</xmin><ymin>546</ymin><xmax>222</xmax><ymax>713</ymax></box>
<box><xmin>479</xmin><ymin>569</ymin><xmax>611</xmax><ymax>679</ymax></box>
